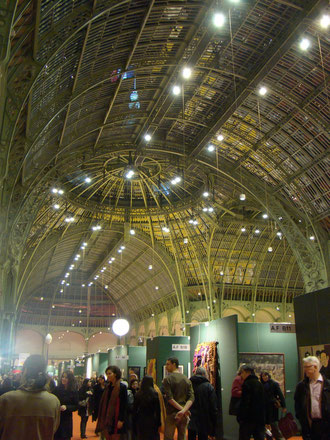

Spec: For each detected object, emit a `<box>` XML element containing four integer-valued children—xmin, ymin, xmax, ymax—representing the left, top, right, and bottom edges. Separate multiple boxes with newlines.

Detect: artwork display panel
<box><xmin>128</xmin><ymin>366</ymin><xmax>141</xmax><ymax>380</ymax></box>
<box><xmin>239</xmin><ymin>352</ymin><xmax>285</xmax><ymax>395</ymax></box>
<box><xmin>193</xmin><ymin>341</ymin><xmax>218</xmax><ymax>387</ymax></box>
<box><xmin>299</xmin><ymin>344</ymin><xmax>330</xmax><ymax>379</ymax></box>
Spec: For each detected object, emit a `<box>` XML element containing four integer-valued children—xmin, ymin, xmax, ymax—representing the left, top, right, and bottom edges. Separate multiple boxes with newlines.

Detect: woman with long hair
<box><xmin>53</xmin><ymin>370</ymin><xmax>79</xmax><ymax>440</ymax></box>
<box><xmin>78</xmin><ymin>378</ymin><xmax>93</xmax><ymax>439</ymax></box>
<box><xmin>95</xmin><ymin>365</ymin><xmax>127</xmax><ymax>440</ymax></box>
<box><xmin>132</xmin><ymin>375</ymin><xmax>161</xmax><ymax>440</ymax></box>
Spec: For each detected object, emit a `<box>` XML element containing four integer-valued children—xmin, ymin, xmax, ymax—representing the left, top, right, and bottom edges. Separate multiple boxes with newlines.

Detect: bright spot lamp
<box><xmin>45</xmin><ymin>333</ymin><xmax>53</xmax><ymax>345</ymax></box>
<box><xmin>239</xmin><ymin>193</ymin><xmax>246</xmax><ymax>201</ymax></box>
<box><xmin>207</xmin><ymin>144</ymin><xmax>215</xmax><ymax>152</ymax></box>
<box><xmin>213</xmin><ymin>12</ymin><xmax>225</xmax><ymax>27</ymax></box>
<box><xmin>112</xmin><ymin>319</ymin><xmax>130</xmax><ymax>336</ymax></box>
<box><xmin>203</xmin><ymin>191</ymin><xmax>209</xmax><ymax>197</ymax></box>
<box><xmin>268</xmin><ymin>247</ymin><xmax>273</xmax><ymax>253</ymax></box>
<box><xmin>299</xmin><ymin>38</ymin><xmax>310</xmax><ymax>51</ymax></box>
<box><xmin>182</xmin><ymin>67</ymin><xmax>192</xmax><ymax>79</ymax></box>
<box><xmin>144</xmin><ymin>133</ymin><xmax>152</xmax><ymax>142</ymax></box>
<box><xmin>258</xmin><ymin>86</ymin><xmax>267</xmax><ymax>96</ymax></box>
<box><xmin>217</xmin><ymin>134</ymin><xmax>224</xmax><ymax>142</ymax></box>
<box><xmin>320</xmin><ymin>14</ymin><xmax>330</xmax><ymax>29</ymax></box>
<box><xmin>309</xmin><ymin>235</ymin><xmax>315</xmax><ymax>241</ymax></box>
<box><xmin>129</xmin><ymin>229</ymin><xmax>135</xmax><ymax>235</ymax></box>
<box><xmin>85</xmin><ymin>177</ymin><xmax>92</xmax><ymax>183</ymax></box>
<box><xmin>172</xmin><ymin>85</ymin><xmax>181</xmax><ymax>95</ymax></box>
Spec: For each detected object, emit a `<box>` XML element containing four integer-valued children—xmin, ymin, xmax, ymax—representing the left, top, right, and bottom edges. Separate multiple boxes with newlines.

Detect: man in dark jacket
<box><xmin>188</xmin><ymin>367</ymin><xmax>217</xmax><ymax>440</ymax></box>
<box><xmin>237</xmin><ymin>365</ymin><xmax>266</xmax><ymax>440</ymax></box>
<box><xmin>294</xmin><ymin>356</ymin><xmax>330</xmax><ymax>440</ymax></box>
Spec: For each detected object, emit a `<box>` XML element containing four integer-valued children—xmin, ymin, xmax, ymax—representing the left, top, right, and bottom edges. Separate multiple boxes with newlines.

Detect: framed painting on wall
<box><xmin>128</xmin><ymin>366</ymin><xmax>141</xmax><ymax>380</ymax></box>
<box><xmin>299</xmin><ymin>344</ymin><xmax>330</xmax><ymax>379</ymax></box>
<box><xmin>239</xmin><ymin>352</ymin><xmax>285</xmax><ymax>395</ymax></box>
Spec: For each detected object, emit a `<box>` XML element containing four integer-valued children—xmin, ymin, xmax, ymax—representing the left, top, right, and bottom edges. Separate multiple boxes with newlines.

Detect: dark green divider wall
<box><xmin>190</xmin><ymin>316</ymin><xmax>239</xmax><ymax>440</ymax></box>
<box><xmin>293</xmin><ymin>287</ymin><xmax>330</xmax><ymax>347</ymax></box>
<box><xmin>128</xmin><ymin>346</ymin><xmax>146</xmax><ymax>380</ymax></box>
<box><xmin>108</xmin><ymin>346</ymin><xmax>146</xmax><ymax>380</ymax></box>
<box><xmin>146</xmin><ymin>336</ymin><xmax>190</xmax><ymax>387</ymax></box>
<box><xmin>238</xmin><ymin>322</ymin><xmax>299</xmax><ymax>416</ymax></box>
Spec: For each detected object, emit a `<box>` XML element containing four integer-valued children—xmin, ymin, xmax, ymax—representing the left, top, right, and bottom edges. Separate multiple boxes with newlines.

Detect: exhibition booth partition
<box><xmin>108</xmin><ymin>345</ymin><xmax>147</xmax><ymax>381</ymax></box>
<box><xmin>145</xmin><ymin>317</ymin><xmax>299</xmax><ymax>440</ymax></box>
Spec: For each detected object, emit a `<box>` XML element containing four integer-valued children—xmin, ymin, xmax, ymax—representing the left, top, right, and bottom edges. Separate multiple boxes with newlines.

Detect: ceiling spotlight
<box><xmin>148</xmin><ymin>264</ymin><xmax>153</xmax><ymax>270</ymax></box>
<box><xmin>217</xmin><ymin>134</ymin><xmax>224</xmax><ymax>142</ymax></box>
<box><xmin>203</xmin><ymin>207</ymin><xmax>208</xmax><ymax>212</ymax></box>
<box><xmin>186</xmin><ymin>310</ymin><xmax>190</xmax><ymax>314</ymax></box>
<box><xmin>193</xmin><ymin>220</ymin><xmax>198</xmax><ymax>225</ymax></box>
<box><xmin>79</xmin><ymin>309</ymin><xmax>82</xmax><ymax>313</ymax></box>
<box><xmin>276</xmin><ymin>306</ymin><xmax>280</xmax><ymax>311</ymax></box>
<box><xmin>129</xmin><ymin>229</ymin><xmax>135</xmax><ymax>235</ymax></box>
<box><xmin>52</xmin><ymin>305</ymin><xmax>55</xmax><ymax>309</ymax></box>
<box><xmin>171</xmin><ymin>176</ymin><xmax>181</xmax><ymax>185</ymax></box>
<box><xmin>162</xmin><ymin>226</ymin><xmax>170</xmax><ymax>233</ymax></box>
<box><xmin>309</xmin><ymin>235</ymin><xmax>315</xmax><ymax>241</ymax></box>
<box><xmin>320</xmin><ymin>14</ymin><xmax>330</xmax><ymax>29</ymax></box>
<box><xmin>262</xmin><ymin>213</ymin><xmax>268</xmax><ymax>219</ymax></box>
<box><xmin>239</xmin><ymin>193</ymin><xmax>246</xmax><ymax>201</ymax></box>
<box><xmin>53</xmin><ymin>204</ymin><xmax>60</xmax><ymax>210</ymax></box>
<box><xmin>278</xmin><ymin>217</ymin><xmax>283</xmax><ymax>220</ymax></box>
<box><xmin>203</xmin><ymin>191</ymin><xmax>209</xmax><ymax>197</ymax></box>
<box><xmin>255</xmin><ymin>229</ymin><xmax>260</xmax><ymax>234</ymax></box>
<box><xmin>105</xmin><ymin>285</ymin><xmax>108</xmax><ymax>289</ymax></box>
<box><xmin>268</xmin><ymin>247</ymin><xmax>273</xmax><ymax>253</ymax></box>
<box><xmin>85</xmin><ymin>177</ymin><xmax>92</xmax><ymax>183</ymax></box>
<box><xmin>118</xmin><ymin>249</ymin><xmax>122</xmax><ymax>253</ymax></box>
<box><xmin>81</xmin><ymin>284</ymin><xmax>85</xmax><ymax>287</ymax></box>
<box><xmin>182</xmin><ymin>67</ymin><xmax>192</xmax><ymax>79</ymax></box>
<box><xmin>58</xmin><ymin>189</ymin><xmax>64</xmax><ymax>195</ymax></box>
<box><xmin>276</xmin><ymin>231</ymin><xmax>282</xmax><ymax>237</ymax></box>
<box><xmin>207</xmin><ymin>144</ymin><xmax>215</xmax><ymax>152</ymax></box>
<box><xmin>51</xmin><ymin>188</ymin><xmax>58</xmax><ymax>194</ymax></box>
<box><xmin>172</xmin><ymin>85</ymin><xmax>181</xmax><ymax>95</ymax></box>
<box><xmin>208</xmin><ymin>207</ymin><xmax>214</xmax><ymax>213</ymax></box>
<box><xmin>183</xmin><ymin>238</ymin><xmax>188</xmax><ymax>244</ymax></box>
<box><xmin>258</xmin><ymin>86</ymin><xmax>268</xmax><ymax>96</ymax></box>
<box><xmin>252</xmin><ymin>313</ymin><xmax>255</xmax><ymax>317</ymax></box>
<box><xmin>299</xmin><ymin>38</ymin><xmax>310</xmax><ymax>51</ymax></box>
<box><xmin>241</xmin><ymin>227</ymin><xmax>246</xmax><ymax>232</ymax></box>
<box><xmin>213</xmin><ymin>12</ymin><xmax>225</xmax><ymax>27</ymax></box>
<box><xmin>125</xmin><ymin>169</ymin><xmax>135</xmax><ymax>179</ymax></box>
<box><xmin>155</xmin><ymin>286</ymin><xmax>159</xmax><ymax>290</ymax></box>
<box><xmin>121</xmin><ymin>245</ymin><xmax>125</xmax><ymax>250</ymax></box>
<box><xmin>65</xmin><ymin>216</ymin><xmax>75</xmax><ymax>223</ymax></box>
<box><xmin>111</xmin><ymin>257</ymin><xmax>115</xmax><ymax>261</ymax></box>
<box><xmin>220</xmin><ymin>271</ymin><xmax>224</xmax><ymax>276</ymax></box>
<box><xmin>198</xmin><ymin>292</ymin><xmax>201</xmax><ymax>296</ymax></box>
<box><xmin>289</xmin><ymin>314</ymin><xmax>292</xmax><ymax>318</ymax></box>
<box><xmin>40</xmin><ymin>297</ymin><xmax>44</xmax><ymax>301</ymax></box>
<box><xmin>83</xmin><ymin>242</ymin><xmax>88</xmax><ymax>246</ymax></box>
<box><xmin>92</xmin><ymin>225</ymin><xmax>101</xmax><ymax>231</ymax></box>
<box><xmin>144</xmin><ymin>133</ymin><xmax>152</xmax><ymax>142</ymax></box>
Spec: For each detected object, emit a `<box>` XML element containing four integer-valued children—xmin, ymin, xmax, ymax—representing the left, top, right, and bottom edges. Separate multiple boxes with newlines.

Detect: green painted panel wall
<box><xmin>92</xmin><ymin>354</ymin><xmax>98</xmax><ymax>375</ymax></box>
<box><xmin>128</xmin><ymin>346</ymin><xmax>146</xmax><ymax>380</ymax></box>
<box><xmin>99</xmin><ymin>353</ymin><xmax>108</xmax><ymax>376</ymax></box>
<box><xmin>146</xmin><ymin>336</ymin><xmax>190</xmax><ymax>387</ymax></box>
<box><xmin>238</xmin><ymin>322</ymin><xmax>299</xmax><ymax>416</ymax></box>
<box><xmin>190</xmin><ymin>316</ymin><xmax>238</xmax><ymax>440</ymax></box>
<box><xmin>109</xmin><ymin>346</ymin><xmax>128</xmax><ymax>378</ymax></box>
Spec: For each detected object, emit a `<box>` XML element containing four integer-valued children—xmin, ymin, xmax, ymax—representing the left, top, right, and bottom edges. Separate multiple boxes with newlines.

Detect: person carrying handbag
<box><xmin>260</xmin><ymin>372</ymin><xmax>286</xmax><ymax>440</ymax></box>
<box><xmin>78</xmin><ymin>379</ymin><xmax>93</xmax><ymax>439</ymax></box>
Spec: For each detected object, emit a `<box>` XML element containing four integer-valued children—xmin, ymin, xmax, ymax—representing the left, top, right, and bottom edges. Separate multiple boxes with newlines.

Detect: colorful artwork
<box><xmin>299</xmin><ymin>344</ymin><xmax>330</xmax><ymax>379</ymax></box>
<box><xmin>128</xmin><ymin>366</ymin><xmax>141</xmax><ymax>380</ymax></box>
<box><xmin>193</xmin><ymin>341</ymin><xmax>218</xmax><ymax>387</ymax></box>
<box><xmin>239</xmin><ymin>353</ymin><xmax>285</xmax><ymax>395</ymax></box>
<box><xmin>147</xmin><ymin>358</ymin><xmax>156</xmax><ymax>382</ymax></box>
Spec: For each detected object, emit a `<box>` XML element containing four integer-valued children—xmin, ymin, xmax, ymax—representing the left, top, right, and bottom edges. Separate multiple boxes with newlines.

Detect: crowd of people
<box><xmin>0</xmin><ymin>354</ymin><xmax>329</xmax><ymax>440</ymax></box>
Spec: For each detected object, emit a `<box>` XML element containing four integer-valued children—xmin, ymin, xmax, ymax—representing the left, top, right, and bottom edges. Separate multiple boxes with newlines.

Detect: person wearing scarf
<box><xmin>0</xmin><ymin>355</ymin><xmax>60</xmax><ymax>440</ymax></box>
<box><xmin>96</xmin><ymin>365</ymin><xmax>127</xmax><ymax>440</ymax></box>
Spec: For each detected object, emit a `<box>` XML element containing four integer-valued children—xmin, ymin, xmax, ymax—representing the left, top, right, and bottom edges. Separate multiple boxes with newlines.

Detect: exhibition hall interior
<box><xmin>0</xmin><ymin>0</ymin><xmax>329</xmax><ymax>438</ymax></box>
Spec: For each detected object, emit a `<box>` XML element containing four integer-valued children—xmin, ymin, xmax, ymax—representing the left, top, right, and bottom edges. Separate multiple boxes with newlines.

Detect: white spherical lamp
<box><xmin>45</xmin><ymin>333</ymin><xmax>53</xmax><ymax>345</ymax></box>
<box><xmin>112</xmin><ymin>319</ymin><xmax>130</xmax><ymax>336</ymax></box>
